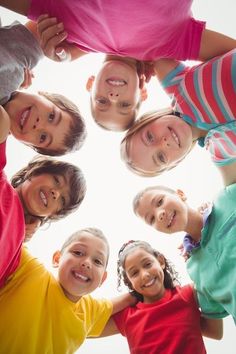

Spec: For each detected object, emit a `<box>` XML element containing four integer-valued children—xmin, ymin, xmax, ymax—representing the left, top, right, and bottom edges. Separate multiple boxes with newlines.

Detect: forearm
<box><xmin>0</xmin><ymin>0</ymin><xmax>29</xmax><ymax>15</ymax></box>
<box><xmin>200</xmin><ymin>316</ymin><xmax>223</xmax><ymax>340</ymax></box>
<box><xmin>99</xmin><ymin>317</ymin><xmax>120</xmax><ymax>337</ymax></box>
<box><xmin>154</xmin><ymin>58</ymin><xmax>179</xmax><ymax>82</ymax></box>
<box><xmin>111</xmin><ymin>292</ymin><xmax>136</xmax><ymax>315</ymax></box>
<box><xmin>198</xmin><ymin>29</ymin><xmax>236</xmax><ymax>62</ymax></box>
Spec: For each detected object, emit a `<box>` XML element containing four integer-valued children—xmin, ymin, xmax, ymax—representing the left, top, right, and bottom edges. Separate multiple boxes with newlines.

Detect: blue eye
<box><xmin>146</xmin><ymin>131</ymin><xmax>154</xmax><ymax>144</ymax></box>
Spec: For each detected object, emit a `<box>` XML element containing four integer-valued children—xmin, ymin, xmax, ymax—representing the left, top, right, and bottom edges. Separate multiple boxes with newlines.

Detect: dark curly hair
<box><xmin>117</xmin><ymin>240</ymin><xmax>180</xmax><ymax>301</ymax></box>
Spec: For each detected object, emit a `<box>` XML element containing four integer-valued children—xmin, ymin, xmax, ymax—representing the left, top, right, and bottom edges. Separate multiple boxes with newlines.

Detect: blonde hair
<box><xmin>120</xmin><ymin>108</ymin><xmax>196</xmax><ymax>177</ymax></box>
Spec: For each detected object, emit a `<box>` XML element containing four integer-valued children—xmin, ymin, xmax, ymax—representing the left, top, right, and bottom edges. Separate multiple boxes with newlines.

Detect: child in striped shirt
<box><xmin>121</xmin><ymin>48</ymin><xmax>236</xmax><ymax>186</ymax></box>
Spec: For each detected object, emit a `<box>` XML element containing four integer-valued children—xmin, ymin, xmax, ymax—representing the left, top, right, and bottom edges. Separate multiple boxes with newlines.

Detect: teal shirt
<box><xmin>187</xmin><ymin>184</ymin><xmax>236</xmax><ymax>322</ymax></box>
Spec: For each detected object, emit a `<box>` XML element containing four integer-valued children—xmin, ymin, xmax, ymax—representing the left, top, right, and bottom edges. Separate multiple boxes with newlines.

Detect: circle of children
<box><xmin>0</xmin><ymin>1</ymin><xmax>236</xmax><ymax>353</ymax></box>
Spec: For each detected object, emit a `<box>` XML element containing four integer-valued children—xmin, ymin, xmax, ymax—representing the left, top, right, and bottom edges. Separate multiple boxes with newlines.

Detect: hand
<box><xmin>20</xmin><ymin>68</ymin><xmax>35</xmax><ymax>89</ymax></box>
<box><xmin>197</xmin><ymin>201</ymin><xmax>212</xmax><ymax>215</ymax></box>
<box><xmin>37</xmin><ymin>14</ymin><xmax>71</xmax><ymax>62</ymax></box>
<box><xmin>178</xmin><ymin>243</ymin><xmax>190</xmax><ymax>262</ymax></box>
<box><xmin>137</xmin><ymin>61</ymin><xmax>155</xmax><ymax>89</ymax></box>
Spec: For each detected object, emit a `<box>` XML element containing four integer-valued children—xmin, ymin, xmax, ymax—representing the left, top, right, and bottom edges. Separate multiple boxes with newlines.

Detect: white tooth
<box><xmin>74</xmin><ymin>272</ymin><xmax>88</xmax><ymax>281</ymax></box>
<box><xmin>171</xmin><ymin>130</ymin><xmax>180</xmax><ymax>146</ymax></box>
<box><xmin>40</xmin><ymin>191</ymin><xmax>47</xmax><ymax>206</ymax></box>
<box><xmin>20</xmin><ymin>109</ymin><xmax>29</xmax><ymax>128</ymax></box>
<box><xmin>107</xmin><ymin>79</ymin><xmax>126</xmax><ymax>86</ymax></box>
<box><xmin>144</xmin><ymin>278</ymin><xmax>155</xmax><ymax>287</ymax></box>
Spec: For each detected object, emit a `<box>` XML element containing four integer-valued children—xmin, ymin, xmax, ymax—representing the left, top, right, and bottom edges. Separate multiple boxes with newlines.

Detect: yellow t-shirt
<box><xmin>0</xmin><ymin>248</ymin><xmax>113</xmax><ymax>354</ymax></box>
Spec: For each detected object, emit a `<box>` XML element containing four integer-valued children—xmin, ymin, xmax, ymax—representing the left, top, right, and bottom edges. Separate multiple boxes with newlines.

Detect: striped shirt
<box><xmin>162</xmin><ymin>49</ymin><xmax>236</xmax><ymax>166</ymax></box>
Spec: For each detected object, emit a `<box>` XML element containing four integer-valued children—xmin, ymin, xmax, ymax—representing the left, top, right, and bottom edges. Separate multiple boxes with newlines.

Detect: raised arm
<box><xmin>0</xmin><ymin>0</ymin><xmax>29</xmax><ymax>15</ymax></box>
<box><xmin>199</xmin><ymin>29</ymin><xmax>236</xmax><ymax>62</ymax></box>
<box><xmin>111</xmin><ymin>292</ymin><xmax>136</xmax><ymax>315</ymax></box>
<box><xmin>200</xmin><ymin>316</ymin><xmax>223</xmax><ymax>340</ymax></box>
<box><xmin>154</xmin><ymin>58</ymin><xmax>179</xmax><ymax>82</ymax></box>
<box><xmin>0</xmin><ymin>106</ymin><xmax>10</xmax><ymax>144</ymax></box>
<box><xmin>219</xmin><ymin>162</ymin><xmax>236</xmax><ymax>187</ymax></box>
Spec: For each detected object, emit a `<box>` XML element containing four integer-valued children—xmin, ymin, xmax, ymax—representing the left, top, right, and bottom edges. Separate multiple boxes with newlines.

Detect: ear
<box><xmin>86</xmin><ymin>75</ymin><xmax>95</xmax><ymax>92</ymax></box>
<box><xmin>158</xmin><ymin>255</ymin><xmax>166</xmax><ymax>269</ymax></box>
<box><xmin>99</xmin><ymin>270</ymin><xmax>108</xmax><ymax>287</ymax></box>
<box><xmin>140</xmin><ymin>87</ymin><xmax>148</xmax><ymax>101</ymax></box>
<box><xmin>176</xmin><ymin>189</ymin><xmax>187</xmax><ymax>202</ymax></box>
<box><xmin>52</xmin><ymin>250</ymin><xmax>61</xmax><ymax>268</ymax></box>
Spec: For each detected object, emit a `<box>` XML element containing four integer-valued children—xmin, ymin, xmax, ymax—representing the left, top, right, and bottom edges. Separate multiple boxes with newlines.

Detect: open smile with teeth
<box><xmin>143</xmin><ymin>278</ymin><xmax>155</xmax><ymax>288</ymax></box>
<box><xmin>73</xmin><ymin>271</ymin><xmax>90</xmax><ymax>282</ymax></box>
<box><xmin>169</xmin><ymin>127</ymin><xmax>180</xmax><ymax>147</ymax></box>
<box><xmin>167</xmin><ymin>211</ymin><xmax>176</xmax><ymax>228</ymax></box>
<box><xmin>106</xmin><ymin>79</ymin><xmax>127</xmax><ymax>86</ymax></box>
<box><xmin>20</xmin><ymin>108</ymin><xmax>31</xmax><ymax>130</ymax></box>
<box><xmin>39</xmin><ymin>190</ymin><xmax>47</xmax><ymax>207</ymax></box>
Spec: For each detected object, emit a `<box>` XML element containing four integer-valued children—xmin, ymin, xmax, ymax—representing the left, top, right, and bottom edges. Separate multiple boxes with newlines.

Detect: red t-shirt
<box><xmin>0</xmin><ymin>141</ymin><xmax>25</xmax><ymax>287</ymax></box>
<box><xmin>113</xmin><ymin>285</ymin><xmax>206</xmax><ymax>354</ymax></box>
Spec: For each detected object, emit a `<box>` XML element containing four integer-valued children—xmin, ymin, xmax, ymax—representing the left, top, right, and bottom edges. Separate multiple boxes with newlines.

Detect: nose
<box><xmin>161</xmin><ymin>136</ymin><xmax>170</xmax><ymax>148</ymax></box>
<box><xmin>157</xmin><ymin>209</ymin><xmax>165</xmax><ymax>221</ymax></box>
<box><xmin>51</xmin><ymin>188</ymin><xmax>60</xmax><ymax>200</ymax></box>
<box><xmin>108</xmin><ymin>92</ymin><xmax>119</xmax><ymax>102</ymax></box>
<box><xmin>81</xmin><ymin>258</ymin><xmax>91</xmax><ymax>269</ymax></box>
<box><xmin>33</xmin><ymin>117</ymin><xmax>40</xmax><ymax>130</ymax></box>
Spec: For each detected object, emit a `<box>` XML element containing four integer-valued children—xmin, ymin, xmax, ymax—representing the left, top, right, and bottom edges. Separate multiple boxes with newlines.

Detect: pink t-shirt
<box><xmin>113</xmin><ymin>285</ymin><xmax>206</xmax><ymax>354</ymax></box>
<box><xmin>0</xmin><ymin>142</ymin><xmax>25</xmax><ymax>287</ymax></box>
<box><xmin>28</xmin><ymin>0</ymin><xmax>205</xmax><ymax>61</ymax></box>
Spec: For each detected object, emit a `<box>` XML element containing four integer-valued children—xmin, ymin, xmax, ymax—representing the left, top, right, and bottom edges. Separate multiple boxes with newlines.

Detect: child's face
<box><xmin>54</xmin><ymin>233</ymin><xmax>108</xmax><ymax>302</ymax></box>
<box><xmin>87</xmin><ymin>60</ymin><xmax>145</xmax><ymax>131</ymax></box>
<box><xmin>128</xmin><ymin>115</ymin><xmax>193</xmax><ymax>174</ymax></box>
<box><xmin>136</xmin><ymin>189</ymin><xmax>188</xmax><ymax>234</ymax></box>
<box><xmin>5</xmin><ymin>92</ymin><xmax>72</xmax><ymax>151</ymax></box>
<box><xmin>125</xmin><ymin>248</ymin><xmax>165</xmax><ymax>303</ymax></box>
<box><xmin>17</xmin><ymin>173</ymin><xmax>71</xmax><ymax>217</ymax></box>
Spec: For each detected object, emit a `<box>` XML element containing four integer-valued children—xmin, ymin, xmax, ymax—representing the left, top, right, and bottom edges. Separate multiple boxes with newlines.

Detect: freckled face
<box><xmin>5</xmin><ymin>92</ymin><xmax>72</xmax><ymax>151</ymax></box>
<box><xmin>128</xmin><ymin>115</ymin><xmax>193</xmax><ymax>173</ymax></box>
<box><xmin>125</xmin><ymin>248</ymin><xmax>165</xmax><ymax>303</ymax></box>
<box><xmin>136</xmin><ymin>189</ymin><xmax>188</xmax><ymax>234</ymax></box>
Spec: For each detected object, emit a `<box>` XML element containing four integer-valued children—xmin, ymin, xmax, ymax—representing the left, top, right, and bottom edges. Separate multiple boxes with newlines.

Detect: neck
<box><xmin>191</xmin><ymin>125</ymin><xmax>208</xmax><ymax>140</ymax></box>
<box><xmin>185</xmin><ymin>207</ymin><xmax>203</xmax><ymax>242</ymax></box>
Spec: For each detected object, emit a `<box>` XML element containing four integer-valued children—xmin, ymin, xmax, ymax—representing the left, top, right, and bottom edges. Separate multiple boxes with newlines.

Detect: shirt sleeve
<box><xmin>112</xmin><ymin>307</ymin><xmax>130</xmax><ymax>337</ymax></box>
<box><xmin>82</xmin><ymin>296</ymin><xmax>113</xmax><ymax>337</ymax></box>
<box><xmin>197</xmin><ymin>291</ymin><xmax>228</xmax><ymax>319</ymax></box>
<box><xmin>161</xmin><ymin>63</ymin><xmax>191</xmax><ymax>106</ymax></box>
<box><xmin>205</xmin><ymin>122</ymin><xmax>236</xmax><ymax>166</ymax></box>
<box><xmin>0</xmin><ymin>141</ymin><xmax>6</xmax><ymax>173</ymax></box>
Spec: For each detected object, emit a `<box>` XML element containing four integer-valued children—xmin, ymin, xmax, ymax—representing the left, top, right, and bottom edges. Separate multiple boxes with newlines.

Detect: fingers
<box><xmin>37</xmin><ymin>14</ymin><xmax>68</xmax><ymax>61</ymax></box>
<box><xmin>20</xmin><ymin>68</ymin><xmax>35</xmax><ymax>89</ymax></box>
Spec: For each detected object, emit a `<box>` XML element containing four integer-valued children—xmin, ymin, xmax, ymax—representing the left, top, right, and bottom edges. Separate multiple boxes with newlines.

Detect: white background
<box><xmin>1</xmin><ymin>1</ymin><xmax>235</xmax><ymax>352</ymax></box>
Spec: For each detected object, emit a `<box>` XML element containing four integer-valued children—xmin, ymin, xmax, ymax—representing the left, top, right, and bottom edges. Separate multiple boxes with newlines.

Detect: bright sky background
<box><xmin>2</xmin><ymin>1</ymin><xmax>235</xmax><ymax>352</ymax></box>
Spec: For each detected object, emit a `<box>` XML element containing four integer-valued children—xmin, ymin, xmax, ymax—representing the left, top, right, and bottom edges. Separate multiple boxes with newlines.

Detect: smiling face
<box><xmin>17</xmin><ymin>173</ymin><xmax>70</xmax><ymax>217</ymax></box>
<box><xmin>124</xmin><ymin>248</ymin><xmax>165</xmax><ymax>303</ymax></box>
<box><xmin>5</xmin><ymin>92</ymin><xmax>73</xmax><ymax>151</ymax></box>
<box><xmin>128</xmin><ymin>115</ymin><xmax>193</xmax><ymax>174</ymax></box>
<box><xmin>136</xmin><ymin>188</ymin><xmax>188</xmax><ymax>234</ymax></box>
<box><xmin>87</xmin><ymin>60</ymin><xmax>146</xmax><ymax>131</ymax></box>
<box><xmin>54</xmin><ymin>232</ymin><xmax>108</xmax><ymax>302</ymax></box>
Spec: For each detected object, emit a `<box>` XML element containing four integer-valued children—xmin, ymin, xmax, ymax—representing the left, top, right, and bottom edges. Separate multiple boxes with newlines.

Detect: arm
<box><xmin>0</xmin><ymin>106</ymin><xmax>10</xmax><ymax>144</ymax></box>
<box><xmin>111</xmin><ymin>292</ymin><xmax>137</xmax><ymax>315</ymax></box>
<box><xmin>0</xmin><ymin>0</ymin><xmax>29</xmax><ymax>15</ymax></box>
<box><xmin>192</xmin><ymin>286</ymin><xmax>223</xmax><ymax>340</ymax></box>
<box><xmin>99</xmin><ymin>317</ymin><xmax>120</xmax><ymax>337</ymax></box>
<box><xmin>219</xmin><ymin>162</ymin><xmax>236</xmax><ymax>187</ymax></box>
<box><xmin>200</xmin><ymin>316</ymin><xmax>223</xmax><ymax>340</ymax></box>
<box><xmin>154</xmin><ymin>58</ymin><xmax>180</xmax><ymax>82</ymax></box>
<box><xmin>199</xmin><ymin>29</ymin><xmax>236</xmax><ymax>62</ymax></box>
